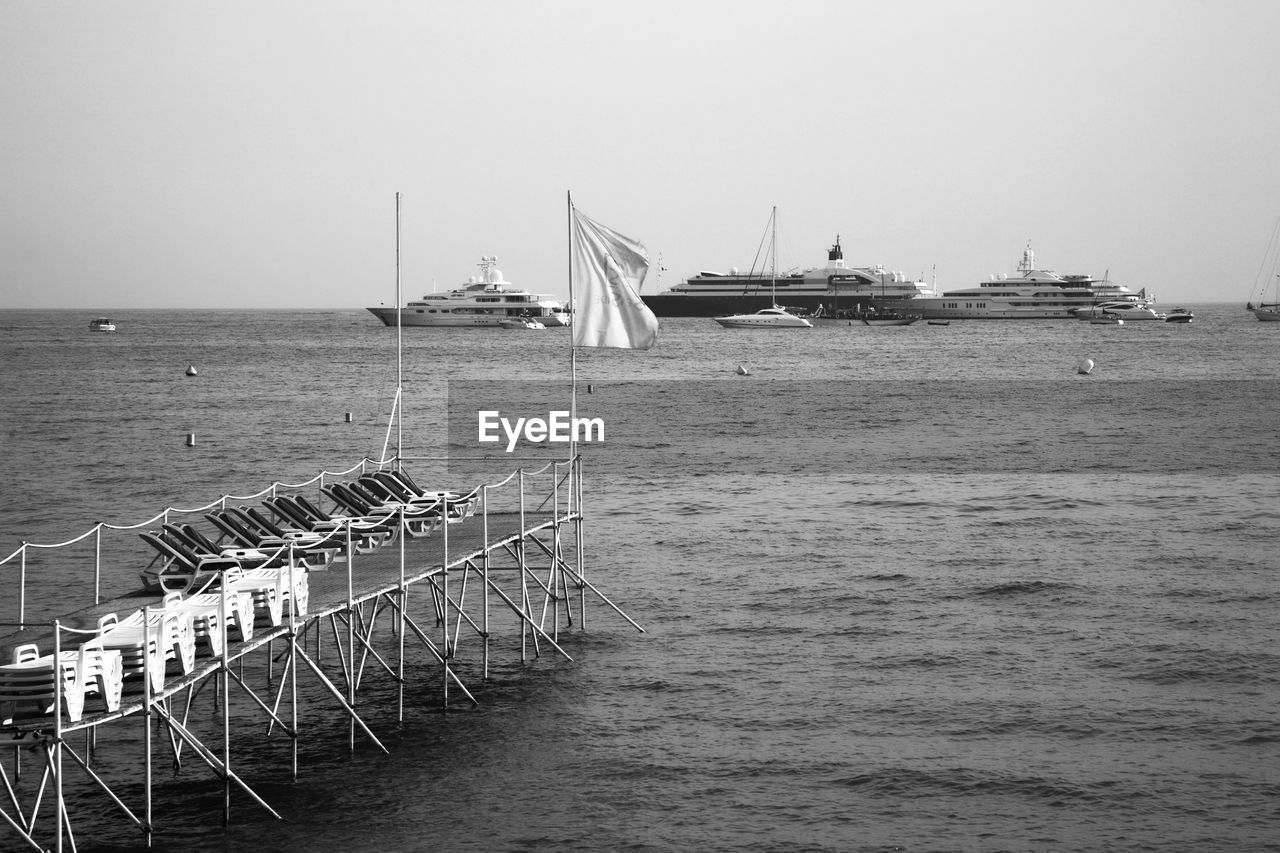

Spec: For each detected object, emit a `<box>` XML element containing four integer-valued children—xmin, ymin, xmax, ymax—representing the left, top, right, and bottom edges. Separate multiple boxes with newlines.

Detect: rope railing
<box><xmin>1</xmin><ymin>455</ymin><xmax>581</xmax><ymax>632</ymax></box>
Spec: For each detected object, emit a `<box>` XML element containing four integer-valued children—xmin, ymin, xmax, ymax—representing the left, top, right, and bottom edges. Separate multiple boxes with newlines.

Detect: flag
<box><xmin>570</xmin><ymin>207</ymin><xmax>659</xmax><ymax>349</ymax></box>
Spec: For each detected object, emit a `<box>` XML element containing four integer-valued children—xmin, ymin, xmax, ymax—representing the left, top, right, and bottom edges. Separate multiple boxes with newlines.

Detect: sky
<box><xmin>3</xmin><ymin>0</ymin><xmax>1279</xmax><ymax>309</ymax></box>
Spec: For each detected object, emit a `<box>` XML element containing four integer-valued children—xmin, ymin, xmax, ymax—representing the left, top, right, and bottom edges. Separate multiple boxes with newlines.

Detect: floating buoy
<box><xmin>1077</xmin><ymin>358</ymin><xmax>1094</xmax><ymax>375</ymax></box>
<box><xmin>736</xmin><ymin>364</ymin><xmax>751</xmax><ymax>376</ymax></box>
<box><xmin>185</xmin><ymin>433</ymin><xmax>196</xmax><ymax>447</ymax></box>
<box><xmin>345</xmin><ymin>412</ymin><xmax>353</xmax><ymax>423</ymax></box>
<box><xmin>587</xmin><ymin>384</ymin><xmax>593</xmax><ymax>394</ymax></box>
<box><xmin>185</xmin><ymin>365</ymin><xmax>198</xmax><ymax>377</ymax></box>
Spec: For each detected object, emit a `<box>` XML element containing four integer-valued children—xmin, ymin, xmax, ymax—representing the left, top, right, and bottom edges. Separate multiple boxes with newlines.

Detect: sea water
<box><xmin>0</xmin><ymin>306</ymin><xmax>1277</xmax><ymax>852</ymax></box>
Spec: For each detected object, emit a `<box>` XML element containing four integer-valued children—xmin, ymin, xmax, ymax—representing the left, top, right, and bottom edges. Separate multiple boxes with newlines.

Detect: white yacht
<box><xmin>909</xmin><ymin>244</ymin><xmax>1143</xmax><ymax>320</ymax></box>
<box><xmin>1072</xmin><ymin>301</ymin><xmax>1165</xmax><ymax>321</ymax></box>
<box><xmin>714</xmin><ymin>307</ymin><xmax>813</xmax><ymax>328</ymax></box>
<box><xmin>367</xmin><ymin>257</ymin><xmax>569</xmax><ymax>328</ymax></box>
<box><xmin>89</xmin><ymin>318</ymin><xmax>116</xmax><ymax>332</ymax></box>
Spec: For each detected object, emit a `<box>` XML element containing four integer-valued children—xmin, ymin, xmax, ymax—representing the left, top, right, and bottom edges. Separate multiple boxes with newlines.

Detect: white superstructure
<box><xmin>909</xmin><ymin>244</ymin><xmax>1145</xmax><ymax>320</ymax></box>
<box><xmin>367</xmin><ymin>257</ymin><xmax>569</xmax><ymax>328</ymax></box>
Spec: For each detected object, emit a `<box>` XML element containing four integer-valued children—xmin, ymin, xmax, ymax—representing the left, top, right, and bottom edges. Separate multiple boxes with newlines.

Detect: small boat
<box><xmin>1072</xmin><ymin>301</ymin><xmax>1164</xmax><ymax>321</ymax></box>
<box><xmin>712</xmin><ymin>208</ymin><xmax>812</xmax><ymax>329</ymax></box>
<box><xmin>1090</xmin><ymin>313</ymin><xmax>1124</xmax><ymax>325</ymax></box>
<box><xmin>927</xmin><ymin>320</ymin><xmax>950</xmax><ymax>326</ymax></box>
<box><xmin>89</xmin><ymin>318</ymin><xmax>116</xmax><ymax>332</ymax></box>
<box><xmin>498</xmin><ymin>316</ymin><xmax>546</xmax><ymax>330</ymax></box>
<box><xmin>862</xmin><ymin>312</ymin><xmax>918</xmax><ymax>327</ymax></box>
<box><xmin>1246</xmin><ymin>216</ymin><xmax>1280</xmax><ymax>321</ymax></box>
<box><xmin>1164</xmin><ymin>308</ymin><xmax>1194</xmax><ymax>323</ymax></box>
<box><xmin>714</xmin><ymin>306</ymin><xmax>812</xmax><ymax>328</ymax></box>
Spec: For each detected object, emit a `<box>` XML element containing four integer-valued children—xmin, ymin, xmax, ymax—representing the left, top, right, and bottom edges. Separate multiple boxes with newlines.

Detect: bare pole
<box><xmin>396</xmin><ymin>192</ymin><xmax>403</xmax><ymax>470</ymax></box>
<box><xmin>567</xmin><ymin>192</ymin><xmax>583</xmax><ymax>630</ymax></box>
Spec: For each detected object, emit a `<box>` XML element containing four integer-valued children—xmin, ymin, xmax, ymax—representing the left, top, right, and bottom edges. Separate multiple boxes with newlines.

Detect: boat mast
<box><xmin>770</xmin><ymin>205</ymin><xmax>777</xmax><ymax>307</ymax></box>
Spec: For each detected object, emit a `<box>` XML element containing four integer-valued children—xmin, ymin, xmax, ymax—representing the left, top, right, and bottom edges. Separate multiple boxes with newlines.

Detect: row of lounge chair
<box><xmin>1</xmin><ymin>470</ymin><xmax>478</xmax><ymax>728</ymax></box>
<box><xmin>0</xmin><ymin>587</ymin><xmax>261</xmax><ymax>726</ymax></box>
<box><xmin>137</xmin><ymin>470</ymin><xmax>479</xmax><ymax>596</ymax></box>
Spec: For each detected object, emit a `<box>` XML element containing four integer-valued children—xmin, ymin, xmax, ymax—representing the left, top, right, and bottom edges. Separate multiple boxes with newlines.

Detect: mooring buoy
<box><xmin>1077</xmin><ymin>358</ymin><xmax>1094</xmax><ymax>375</ymax></box>
<box><xmin>185</xmin><ymin>365</ymin><xmax>198</xmax><ymax>377</ymax></box>
<box><xmin>185</xmin><ymin>433</ymin><xmax>196</xmax><ymax>447</ymax></box>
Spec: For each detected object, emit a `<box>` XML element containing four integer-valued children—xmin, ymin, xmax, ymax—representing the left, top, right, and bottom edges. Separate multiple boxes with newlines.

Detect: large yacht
<box><xmin>908</xmin><ymin>244</ymin><xmax>1144</xmax><ymax>320</ymax></box>
<box><xmin>367</xmin><ymin>256</ymin><xmax>569</xmax><ymax>328</ymax></box>
<box><xmin>640</xmin><ymin>237</ymin><xmax>931</xmax><ymax>317</ymax></box>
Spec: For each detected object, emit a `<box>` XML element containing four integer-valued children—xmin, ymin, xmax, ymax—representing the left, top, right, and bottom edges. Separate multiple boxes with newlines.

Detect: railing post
<box><xmin>18</xmin><ymin>543</ymin><xmax>27</xmax><ymax>630</ymax></box>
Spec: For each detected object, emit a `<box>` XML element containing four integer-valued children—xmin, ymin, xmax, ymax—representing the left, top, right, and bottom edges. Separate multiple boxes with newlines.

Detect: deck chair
<box><xmin>322</xmin><ymin>483</ymin><xmax>442</xmax><ymax>537</ymax></box>
<box><xmin>0</xmin><ymin>640</ymin><xmax>123</xmax><ymax>724</ymax></box>
<box><xmin>222</xmin><ymin>563</ymin><xmax>308</xmax><ymax>627</ymax></box>
<box><xmin>98</xmin><ymin>606</ymin><xmax>196</xmax><ymax>691</ymax></box>
<box><xmin>177</xmin><ymin>589</ymin><xmax>255</xmax><ymax>644</ymax></box>
<box><xmin>280</xmin><ymin>495</ymin><xmax>398</xmax><ymax>550</ymax></box>
<box><xmin>369</xmin><ymin>472</ymin><xmax>481</xmax><ymax>521</ymax></box>
<box><xmin>138</xmin><ymin>531</ymin><xmax>245</xmax><ymax>595</ymax></box>
<box><xmin>235</xmin><ymin>506</ymin><xmax>340</xmax><ymax>566</ymax></box>
<box><xmin>205</xmin><ymin>508</ymin><xmax>325</xmax><ymax>566</ymax></box>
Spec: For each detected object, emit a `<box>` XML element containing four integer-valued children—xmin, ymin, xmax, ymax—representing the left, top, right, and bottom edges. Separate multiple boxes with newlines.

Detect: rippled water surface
<box><xmin>1</xmin><ymin>306</ymin><xmax>1277</xmax><ymax>852</ymax></box>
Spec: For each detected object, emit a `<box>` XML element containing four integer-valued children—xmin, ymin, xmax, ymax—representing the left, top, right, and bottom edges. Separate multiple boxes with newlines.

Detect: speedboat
<box><xmin>713</xmin><ymin>306</ymin><xmax>812</xmax><ymax>328</ymax></box>
<box><xmin>862</xmin><ymin>311</ymin><xmax>918</xmax><ymax>326</ymax></box>
<box><xmin>1165</xmin><ymin>308</ymin><xmax>1194</xmax><ymax>323</ymax></box>
<box><xmin>498</xmin><ymin>317</ymin><xmax>546</xmax><ymax>330</ymax></box>
<box><xmin>1073</xmin><ymin>301</ymin><xmax>1164</xmax><ymax>321</ymax></box>
<box><xmin>89</xmin><ymin>318</ymin><xmax>116</xmax><ymax>332</ymax></box>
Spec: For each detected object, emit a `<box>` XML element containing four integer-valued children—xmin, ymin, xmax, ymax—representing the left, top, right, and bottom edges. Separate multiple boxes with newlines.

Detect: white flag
<box><xmin>570</xmin><ymin>208</ymin><xmax>659</xmax><ymax>349</ymax></box>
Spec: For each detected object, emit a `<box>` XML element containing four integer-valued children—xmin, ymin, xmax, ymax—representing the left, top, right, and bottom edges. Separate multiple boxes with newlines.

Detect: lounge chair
<box><xmin>204</xmin><ymin>509</ymin><xmax>330</xmax><ymax>565</ymax></box>
<box><xmin>98</xmin><ymin>607</ymin><xmax>196</xmax><ymax>691</ymax></box>
<box><xmin>368</xmin><ymin>472</ymin><xmax>481</xmax><ymax>521</ymax></box>
<box><xmin>0</xmin><ymin>640</ymin><xmax>123</xmax><ymax>725</ymax></box>
<box><xmin>264</xmin><ymin>495</ymin><xmax>392</xmax><ymax>554</ymax></box>
<box><xmin>321</xmin><ymin>483</ymin><xmax>443</xmax><ymax>537</ymax></box>
<box><xmin>221</xmin><ymin>564</ymin><xmax>308</xmax><ymax>627</ymax></box>
<box><xmin>138</xmin><ymin>531</ymin><xmax>246</xmax><ymax>594</ymax></box>
<box><xmin>236</xmin><ymin>506</ymin><xmax>341</xmax><ymax>566</ymax></box>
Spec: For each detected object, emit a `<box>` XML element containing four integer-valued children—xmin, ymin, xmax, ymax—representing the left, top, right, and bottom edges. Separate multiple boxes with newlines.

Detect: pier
<box><xmin>0</xmin><ymin>456</ymin><xmax>637</xmax><ymax>852</ymax></box>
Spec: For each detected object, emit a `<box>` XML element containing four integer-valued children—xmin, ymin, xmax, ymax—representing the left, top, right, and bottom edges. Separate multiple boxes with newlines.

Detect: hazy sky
<box><xmin>3</xmin><ymin>0</ymin><xmax>1279</xmax><ymax>308</ymax></box>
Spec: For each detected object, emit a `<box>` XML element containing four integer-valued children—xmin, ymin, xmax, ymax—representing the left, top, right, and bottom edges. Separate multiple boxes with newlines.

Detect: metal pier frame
<box><xmin>0</xmin><ymin>456</ymin><xmax>641</xmax><ymax>852</ymax></box>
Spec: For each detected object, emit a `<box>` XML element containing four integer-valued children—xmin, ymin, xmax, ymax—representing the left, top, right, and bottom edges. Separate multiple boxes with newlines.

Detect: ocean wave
<box><xmin>969</xmin><ymin>580</ymin><xmax>1080</xmax><ymax>598</ymax></box>
<box><xmin>829</xmin><ymin>766</ymin><xmax>1137</xmax><ymax>806</ymax></box>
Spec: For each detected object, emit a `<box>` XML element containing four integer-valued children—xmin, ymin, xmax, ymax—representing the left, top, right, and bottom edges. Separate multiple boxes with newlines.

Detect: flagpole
<box><xmin>396</xmin><ymin>191</ymin><xmax>403</xmax><ymax>471</ymax></box>
<box><xmin>568</xmin><ymin>190</ymin><xmax>578</xmax><ymax>464</ymax></box>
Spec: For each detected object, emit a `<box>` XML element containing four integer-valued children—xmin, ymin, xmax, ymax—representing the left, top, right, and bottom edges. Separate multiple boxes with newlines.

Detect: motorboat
<box><xmin>862</xmin><ymin>311</ymin><xmax>918</xmax><ymax>326</ymax></box>
<box><xmin>710</xmin><ymin>209</ymin><xmax>813</xmax><ymax>329</ymax></box>
<box><xmin>1165</xmin><ymin>308</ymin><xmax>1194</xmax><ymax>323</ymax></box>
<box><xmin>366</xmin><ymin>257</ymin><xmax>569</xmax><ymax>328</ymax></box>
<box><xmin>89</xmin><ymin>318</ymin><xmax>116</xmax><ymax>332</ymax></box>
<box><xmin>1073</xmin><ymin>301</ymin><xmax>1164</xmax><ymax>321</ymax></box>
<box><xmin>498</xmin><ymin>317</ymin><xmax>546</xmax><ymax>330</ymax></box>
<box><xmin>1090</xmin><ymin>313</ymin><xmax>1124</xmax><ymax>325</ymax></box>
<box><xmin>714</xmin><ymin>307</ymin><xmax>813</xmax><ymax>328</ymax></box>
